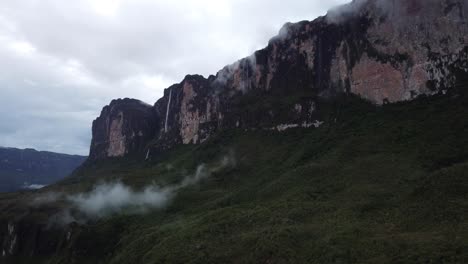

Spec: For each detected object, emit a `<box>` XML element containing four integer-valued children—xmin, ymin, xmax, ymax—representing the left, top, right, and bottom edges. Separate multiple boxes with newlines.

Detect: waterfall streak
<box><xmin>164</xmin><ymin>89</ymin><xmax>172</xmax><ymax>133</ymax></box>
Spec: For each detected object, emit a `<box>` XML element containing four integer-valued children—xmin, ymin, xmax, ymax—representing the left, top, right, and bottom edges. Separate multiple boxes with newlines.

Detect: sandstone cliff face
<box><xmin>90</xmin><ymin>0</ymin><xmax>468</xmax><ymax>159</ymax></box>
<box><xmin>331</xmin><ymin>0</ymin><xmax>468</xmax><ymax>103</ymax></box>
<box><xmin>89</xmin><ymin>98</ymin><xmax>158</xmax><ymax>160</ymax></box>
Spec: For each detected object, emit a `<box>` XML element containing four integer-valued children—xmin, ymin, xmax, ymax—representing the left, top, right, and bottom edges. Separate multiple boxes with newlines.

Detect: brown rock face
<box><xmin>89</xmin><ymin>98</ymin><xmax>158</xmax><ymax>160</ymax></box>
<box><xmin>89</xmin><ymin>0</ymin><xmax>468</xmax><ymax>159</ymax></box>
<box><xmin>350</xmin><ymin>54</ymin><xmax>406</xmax><ymax>103</ymax></box>
<box><xmin>328</xmin><ymin>0</ymin><xmax>468</xmax><ymax>104</ymax></box>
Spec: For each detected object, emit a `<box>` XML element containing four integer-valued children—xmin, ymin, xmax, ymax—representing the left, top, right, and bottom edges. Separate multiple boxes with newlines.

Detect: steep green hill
<box><xmin>2</xmin><ymin>90</ymin><xmax>468</xmax><ymax>264</ymax></box>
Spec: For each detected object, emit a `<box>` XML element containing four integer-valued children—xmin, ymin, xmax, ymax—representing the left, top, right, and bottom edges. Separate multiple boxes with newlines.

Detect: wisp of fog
<box><xmin>67</xmin><ymin>183</ymin><xmax>172</xmax><ymax>219</ymax></box>
<box><xmin>35</xmin><ymin>153</ymin><xmax>236</xmax><ymax>224</ymax></box>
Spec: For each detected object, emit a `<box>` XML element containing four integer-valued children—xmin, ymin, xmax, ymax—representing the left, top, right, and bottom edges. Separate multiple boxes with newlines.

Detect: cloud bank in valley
<box><xmin>35</xmin><ymin>153</ymin><xmax>236</xmax><ymax>224</ymax></box>
<box><xmin>0</xmin><ymin>0</ymin><xmax>350</xmax><ymax>155</ymax></box>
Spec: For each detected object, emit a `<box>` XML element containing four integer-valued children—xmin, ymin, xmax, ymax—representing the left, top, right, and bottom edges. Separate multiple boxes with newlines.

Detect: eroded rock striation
<box><xmin>89</xmin><ymin>98</ymin><xmax>158</xmax><ymax>159</ymax></box>
<box><xmin>90</xmin><ymin>0</ymin><xmax>468</xmax><ymax>160</ymax></box>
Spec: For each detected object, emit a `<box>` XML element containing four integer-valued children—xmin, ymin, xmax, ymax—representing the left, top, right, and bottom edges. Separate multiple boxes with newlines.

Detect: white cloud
<box><xmin>0</xmin><ymin>0</ymin><xmax>350</xmax><ymax>155</ymax></box>
<box><xmin>9</xmin><ymin>40</ymin><xmax>36</xmax><ymax>55</ymax></box>
<box><xmin>87</xmin><ymin>0</ymin><xmax>123</xmax><ymax>17</ymax></box>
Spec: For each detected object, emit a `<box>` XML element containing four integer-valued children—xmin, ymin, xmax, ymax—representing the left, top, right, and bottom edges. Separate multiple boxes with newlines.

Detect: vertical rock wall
<box><xmin>90</xmin><ymin>0</ymin><xmax>468</xmax><ymax>159</ymax></box>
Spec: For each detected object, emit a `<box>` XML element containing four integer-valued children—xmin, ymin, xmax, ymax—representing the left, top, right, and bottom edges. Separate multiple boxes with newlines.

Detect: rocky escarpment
<box><xmin>90</xmin><ymin>0</ymin><xmax>468</xmax><ymax>160</ymax></box>
<box><xmin>89</xmin><ymin>98</ymin><xmax>158</xmax><ymax>160</ymax></box>
<box><xmin>0</xmin><ymin>207</ymin><xmax>108</xmax><ymax>262</ymax></box>
<box><xmin>331</xmin><ymin>0</ymin><xmax>468</xmax><ymax>103</ymax></box>
<box><xmin>0</xmin><ymin>218</ymin><xmax>66</xmax><ymax>260</ymax></box>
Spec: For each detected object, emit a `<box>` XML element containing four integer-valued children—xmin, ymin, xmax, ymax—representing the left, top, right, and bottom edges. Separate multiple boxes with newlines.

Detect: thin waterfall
<box><xmin>164</xmin><ymin>88</ymin><xmax>172</xmax><ymax>133</ymax></box>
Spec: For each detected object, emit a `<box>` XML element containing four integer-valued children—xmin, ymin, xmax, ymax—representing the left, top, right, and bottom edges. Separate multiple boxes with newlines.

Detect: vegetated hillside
<box><xmin>0</xmin><ymin>148</ymin><xmax>87</xmax><ymax>192</ymax></box>
<box><xmin>3</xmin><ymin>88</ymin><xmax>467</xmax><ymax>264</ymax></box>
<box><xmin>2</xmin><ymin>0</ymin><xmax>468</xmax><ymax>261</ymax></box>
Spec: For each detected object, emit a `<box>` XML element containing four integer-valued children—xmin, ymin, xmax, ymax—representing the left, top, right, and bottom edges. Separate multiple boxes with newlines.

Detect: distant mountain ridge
<box><xmin>0</xmin><ymin>147</ymin><xmax>87</xmax><ymax>192</ymax></box>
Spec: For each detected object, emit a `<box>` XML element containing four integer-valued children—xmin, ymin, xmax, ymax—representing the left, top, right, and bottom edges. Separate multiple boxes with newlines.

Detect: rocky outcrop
<box><xmin>0</xmin><ymin>220</ymin><xmax>63</xmax><ymax>259</ymax></box>
<box><xmin>331</xmin><ymin>0</ymin><xmax>468</xmax><ymax>103</ymax></box>
<box><xmin>89</xmin><ymin>98</ymin><xmax>158</xmax><ymax>160</ymax></box>
<box><xmin>90</xmin><ymin>0</ymin><xmax>468</xmax><ymax>159</ymax></box>
<box><xmin>0</xmin><ymin>214</ymin><xmax>93</xmax><ymax>262</ymax></box>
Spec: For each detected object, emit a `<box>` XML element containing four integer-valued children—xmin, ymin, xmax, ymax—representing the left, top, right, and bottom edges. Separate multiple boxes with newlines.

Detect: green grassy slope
<box><xmin>8</xmin><ymin>91</ymin><xmax>468</xmax><ymax>264</ymax></box>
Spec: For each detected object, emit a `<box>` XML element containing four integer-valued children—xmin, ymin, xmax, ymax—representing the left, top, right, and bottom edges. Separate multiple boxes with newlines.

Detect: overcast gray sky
<box><xmin>0</xmin><ymin>0</ymin><xmax>349</xmax><ymax>155</ymax></box>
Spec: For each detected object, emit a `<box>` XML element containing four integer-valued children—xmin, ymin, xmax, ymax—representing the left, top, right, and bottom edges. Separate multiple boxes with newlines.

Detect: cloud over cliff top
<box><xmin>0</xmin><ymin>0</ymin><xmax>349</xmax><ymax>155</ymax></box>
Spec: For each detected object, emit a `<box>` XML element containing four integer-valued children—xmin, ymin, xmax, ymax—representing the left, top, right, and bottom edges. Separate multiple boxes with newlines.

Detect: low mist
<box><xmin>34</xmin><ymin>153</ymin><xmax>236</xmax><ymax>224</ymax></box>
<box><xmin>67</xmin><ymin>183</ymin><xmax>172</xmax><ymax>219</ymax></box>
